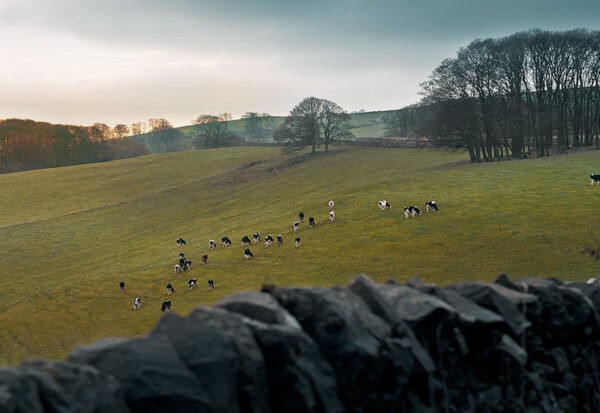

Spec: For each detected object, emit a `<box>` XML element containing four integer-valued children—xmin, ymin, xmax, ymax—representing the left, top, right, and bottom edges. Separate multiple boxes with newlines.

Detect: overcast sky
<box><xmin>1</xmin><ymin>0</ymin><xmax>599</xmax><ymax>127</ymax></box>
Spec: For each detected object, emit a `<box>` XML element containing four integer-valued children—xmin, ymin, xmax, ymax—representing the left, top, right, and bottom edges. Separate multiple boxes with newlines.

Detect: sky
<box><xmin>1</xmin><ymin>0</ymin><xmax>599</xmax><ymax>128</ymax></box>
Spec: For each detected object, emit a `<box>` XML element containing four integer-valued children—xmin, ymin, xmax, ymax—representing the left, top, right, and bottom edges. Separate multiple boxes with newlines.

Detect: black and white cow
<box><xmin>295</xmin><ymin>237</ymin><xmax>301</xmax><ymax>248</ymax></box>
<box><xmin>292</xmin><ymin>221</ymin><xmax>299</xmax><ymax>233</ymax></box>
<box><xmin>404</xmin><ymin>206</ymin><xmax>421</xmax><ymax>218</ymax></box>
<box><xmin>119</xmin><ymin>281</ymin><xmax>125</xmax><ymax>291</ymax></box>
<box><xmin>201</xmin><ymin>254</ymin><xmax>208</xmax><ymax>264</ymax></box>
<box><xmin>590</xmin><ymin>174</ymin><xmax>600</xmax><ymax>185</ymax></box>
<box><xmin>244</xmin><ymin>248</ymin><xmax>254</xmax><ymax>260</ymax></box>
<box><xmin>207</xmin><ymin>279</ymin><xmax>215</xmax><ymax>290</ymax></box>
<box><xmin>167</xmin><ymin>283</ymin><xmax>175</xmax><ymax>295</ymax></box>
<box><xmin>208</xmin><ymin>240</ymin><xmax>217</xmax><ymax>250</ymax></box>
<box><xmin>179</xmin><ymin>254</ymin><xmax>186</xmax><ymax>266</ymax></box>
<box><xmin>329</xmin><ymin>210</ymin><xmax>336</xmax><ymax>223</ymax></box>
<box><xmin>378</xmin><ymin>200</ymin><xmax>391</xmax><ymax>210</ymax></box>
<box><xmin>133</xmin><ymin>297</ymin><xmax>141</xmax><ymax>310</ymax></box>
<box><xmin>221</xmin><ymin>236</ymin><xmax>232</xmax><ymax>247</ymax></box>
<box><xmin>174</xmin><ymin>264</ymin><xmax>182</xmax><ymax>274</ymax></box>
<box><xmin>176</xmin><ymin>238</ymin><xmax>186</xmax><ymax>247</ymax></box>
<box><xmin>182</xmin><ymin>259</ymin><xmax>192</xmax><ymax>272</ymax></box>
<box><xmin>188</xmin><ymin>278</ymin><xmax>198</xmax><ymax>290</ymax></box>
<box><xmin>242</xmin><ymin>235</ymin><xmax>251</xmax><ymax>245</ymax></box>
<box><xmin>277</xmin><ymin>234</ymin><xmax>283</xmax><ymax>246</ymax></box>
<box><xmin>328</xmin><ymin>200</ymin><xmax>335</xmax><ymax>210</ymax></box>
<box><xmin>308</xmin><ymin>217</ymin><xmax>315</xmax><ymax>228</ymax></box>
<box><xmin>425</xmin><ymin>200</ymin><xmax>439</xmax><ymax>212</ymax></box>
<box><xmin>298</xmin><ymin>212</ymin><xmax>305</xmax><ymax>222</ymax></box>
<box><xmin>253</xmin><ymin>232</ymin><xmax>261</xmax><ymax>244</ymax></box>
<box><xmin>265</xmin><ymin>234</ymin><xmax>274</xmax><ymax>247</ymax></box>
<box><xmin>161</xmin><ymin>300</ymin><xmax>172</xmax><ymax>312</ymax></box>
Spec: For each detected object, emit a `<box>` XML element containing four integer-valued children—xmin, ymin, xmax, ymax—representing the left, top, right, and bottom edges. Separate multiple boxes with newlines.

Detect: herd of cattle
<box><xmin>122</xmin><ymin>171</ymin><xmax>599</xmax><ymax>313</ymax></box>
<box><xmin>122</xmin><ymin>198</ymin><xmax>443</xmax><ymax>313</ymax></box>
<box><xmin>125</xmin><ymin>172</ymin><xmax>600</xmax><ymax>313</ymax></box>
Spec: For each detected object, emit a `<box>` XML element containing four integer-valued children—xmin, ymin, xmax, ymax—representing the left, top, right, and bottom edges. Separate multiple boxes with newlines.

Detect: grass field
<box><xmin>1</xmin><ymin>146</ymin><xmax>599</xmax><ymax>365</ymax></box>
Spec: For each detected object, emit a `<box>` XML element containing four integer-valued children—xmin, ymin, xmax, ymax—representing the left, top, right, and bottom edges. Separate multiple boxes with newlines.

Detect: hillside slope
<box><xmin>1</xmin><ymin>146</ymin><xmax>598</xmax><ymax>365</ymax></box>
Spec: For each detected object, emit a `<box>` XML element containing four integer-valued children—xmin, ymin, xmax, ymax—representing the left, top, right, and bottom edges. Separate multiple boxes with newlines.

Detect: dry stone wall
<box><xmin>2</xmin><ymin>274</ymin><xmax>600</xmax><ymax>412</ymax></box>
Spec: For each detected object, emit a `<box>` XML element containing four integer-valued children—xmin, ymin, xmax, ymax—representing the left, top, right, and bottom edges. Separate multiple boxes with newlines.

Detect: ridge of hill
<box><xmin>1</xmin><ymin>146</ymin><xmax>598</xmax><ymax>365</ymax></box>
<box><xmin>129</xmin><ymin>110</ymin><xmax>396</xmax><ymax>154</ymax></box>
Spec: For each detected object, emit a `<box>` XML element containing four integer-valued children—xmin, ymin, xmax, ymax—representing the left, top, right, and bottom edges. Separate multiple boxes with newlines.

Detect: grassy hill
<box><xmin>1</xmin><ymin>146</ymin><xmax>599</xmax><ymax>365</ymax></box>
<box><xmin>130</xmin><ymin>110</ymin><xmax>394</xmax><ymax>153</ymax></box>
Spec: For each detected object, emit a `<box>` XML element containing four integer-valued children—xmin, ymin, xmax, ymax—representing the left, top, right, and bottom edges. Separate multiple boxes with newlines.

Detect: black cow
<box><xmin>295</xmin><ymin>237</ymin><xmax>301</xmax><ymax>248</ymax></box>
<box><xmin>166</xmin><ymin>283</ymin><xmax>175</xmax><ymax>295</ymax></box>
<box><xmin>277</xmin><ymin>234</ymin><xmax>283</xmax><ymax>246</ymax></box>
<box><xmin>242</xmin><ymin>235</ymin><xmax>251</xmax><ymax>245</ymax></box>
<box><xmin>119</xmin><ymin>281</ymin><xmax>125</xmax><ymax>291</ymax></box>
<box><xmin>201</xmin><ymin>254</ymin><xmax>208</xmax><ymax>264</ymax></box>
<box><xmin>188</xmin><ymin>278</ymin><xmax>198</xmax><ymax>290</ymax></box>
<box><xmin>299</xmin><ymin>212</ymin><xmax>305</xmax><ymax>221</ymax></box>
<box><xmin>253</xmin><ymin>232</ymin><xmax>260</xmax><ymax>244</ymax></box>
<box><xmin>590</xmin><ymin>174</ymin><xmax>600</xmax><ymax>185</ymax></box>
<box><xmin>404</xmin><ymin>205</ymin><xmax>421</xmax><ymax>218</ymax></box>
<box><xmin>133</xmin><ymin>297</ymin><xmax>141</xmax><ymax>310</ymax></box>
<box><xmin>221</xmin><ymin>236</ymin><xmax>232</xmax><ymax>247</ymax></box>
<box><xmin>182</xmin><ymin>259</ymin><xmax>192</xmax><ymax>271</ymax></box>
<box><xmin>265</xmin><ymin>234</ymin><xmax>274</xmax><ymax>247</ymax></box>
<box><xmin>244</xmin><ymin>248</ymin><xmax>254</xmax><ymax>260</ymax></box>
<box><xmin>308</xmin><ymin>217</ymin><xmax>315</xmax><ymax>228</ymax></box>
<box><xmin>176</xmin><ymin>238</ymin><xmax>186</xmax><ymax>247</ymax></box>
<box><xmin>161</xmin><ymin>300</ymin><xmax>172</xmax><ymax>312</ymax></box>
<box><xmin>207</xmin><ymin>279</ymin><xmax>215</xmax><ymax>290</ymax></box>
<box><xmin>425</xmin><ymin>200</ymin><xmax>439</xmax><ymax>212</ymax></box>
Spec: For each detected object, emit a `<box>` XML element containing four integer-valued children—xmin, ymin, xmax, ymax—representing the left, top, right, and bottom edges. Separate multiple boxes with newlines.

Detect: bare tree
<box><xmin>148</xmin><ymin>118</ymin><xmax>173</xmax><ymax>132</ymax></box>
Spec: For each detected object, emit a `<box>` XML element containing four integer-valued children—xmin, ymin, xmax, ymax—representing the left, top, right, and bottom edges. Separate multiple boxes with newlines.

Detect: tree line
<box><xmin>385</xmin><ymin>28</ymin><xmax>600</xmax><ymax>161</ymax></box>
<box><xmin>0</xmin><ymin>119</ymin><xmax>150</xmax><ymax>173</ymax></box>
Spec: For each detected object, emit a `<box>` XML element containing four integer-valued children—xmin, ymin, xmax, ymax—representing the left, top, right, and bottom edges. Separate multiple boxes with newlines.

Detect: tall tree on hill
<box><xmin>130</xmin><ymin>122</ymin><xmax>146</xmax><ymax>136</ymax></box>
<box><xmin>319</xmin><ymin>99</ymin><xmax>354</xmax><ymax>152</ymax></box>
<box><xmin>242</xmin><ymin>112</ymin><xmax>271</xmax><ymax>140</ymax></box>
<box><xmin>148</xmin><ymin>118</ymin><xmax>173</xmax><ymax>132</ymax></box>
<box><xmin>111</xmin><ymin>124</ymin><xmax>129</xmax><ymax>139</ymax></box>
<box><xmin>274</xmin><ymin>97</ymin><xmax>353</xmax><ymax>153</ymax></box>
<box><xmin>191</xmin><ymin>113</ymin><xmax>242</xmax><ymax>148</ymax></box>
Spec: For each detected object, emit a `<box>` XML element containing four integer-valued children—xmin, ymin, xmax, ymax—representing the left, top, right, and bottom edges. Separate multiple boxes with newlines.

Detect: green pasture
<box><xmin>1</xmin><ymin>146</ymin><xmax>598</xmax><ymax>365</ymax></box>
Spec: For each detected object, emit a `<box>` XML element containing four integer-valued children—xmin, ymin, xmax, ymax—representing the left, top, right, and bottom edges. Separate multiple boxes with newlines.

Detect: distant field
<box><xmin>1</xmin><ymin>146</ymin><xmax>599</xmax><ymax>365</ymax></box>
<box><xmin>134</xmin><ymin>110</ymin><xmax>392</xmax><ymax>152</ymax></box>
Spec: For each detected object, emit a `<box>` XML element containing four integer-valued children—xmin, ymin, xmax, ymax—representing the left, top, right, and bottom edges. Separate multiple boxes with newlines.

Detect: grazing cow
<box><xmin>242</xmin><ymin>235</ymin><xmax>251</xmax><ymax>245</ymax></box>
<box><xmin>277</xmin><ymin>234</ymin><xmax>283</xmax><ymax>246</ymax></box>
<box><xmin>221</xmin><ymin>236</ymin><xmax>232</xmax><ymax>247</ymax></box>
<box><xmin>328</xmin><ymin>200</ymin><xmax>335</xmax><ymax>210</ymax></box>
<box><xmin>244</xmin><ymin>248</ymin><xmax>254</xmax><ymax>260</ymax></box>
<box><xmin>133</xmin><ymin>297</ymin><xmax>141</xmax><ymax>310</ymax></box>
<box><xmin>179</xmin><ymin>254</ymin><xmax>186</xmax><ymax>266</ymax></box>
<box><xmin>378</xmin><ymin>200</ymin><xmax>391</xmax><ymax>210</ymax></box>
<box><xmin>201</xmin><ymin>254</ymin><xmax>208</xmax><ymax>264</ymax></box>
<box><xmin>253</xmin><ymin>232</ymin><xmax>261</xmax><ymax>244</ymax></box>
<box><xmin>176</xmin><ymin>238</ymin><xmax>186</xmax><ymax>247</ymax></box>
<box><xmin>182</xmin><ymin>260</ymin><xmax>192</xmax><ymax>271</ymax></box>
<box><xmin>119</xmin><ymin>281</ymin><xmax>125</xmax><ymax>291</ymax></box>
<box><xmin>208</xmin><ymin>240</ymin><xmax>217</xmax><ymax>250</ymax></box>
<box><xmin>265</xmin><ymin>234</ymin><xmax>274</xmax><ymax>247</ymax></box>
<box><xmin>298</xmin><ymin>212</ymin><xmax>305</xmax><ymax>221</ymax></box>
<box><xmin>166</xmin><ymin>283</ymin><xmax>175</xmax><ymax>295</ymax></box>
<box><xmin>308</xmin><ymin>217</ymin><xmax>315</xmax><ymax>228</ymax></box>
<box><xmin>329</xmin><ymin>210</ymin><xmax>336</xmax><ymax>223</ymax></box>
<box><xmin>590</xmin><ymin>174</ymin><xmax>600</xmax><ymax>185</ymax></box>
<box><xmin>404</xmin><ymin>205</ymin><xmax>421</xmax><ymax>218</ymax></box>
<box><xmin>161</xmin><ymin>300</ymin><xmax>172</xmax><ymax>312</ymax></box>
<box><xmin>295</xmin><ymin>237</ymin><xmax>301</xmax><ymax>248</ymax></box>
<box><xmin>425</xmin><ymin>200</ymin><xmax>439</xmax><ymax>212</ymax></box>
<box><xmin>207</xmin><ymin>279</ymin><xmax>215</xmax><ymax>290</ymax></box>
<box><xmin>293</xmin><ymin>221</ymin><xmax>299</xmax><ymax>233</ymax></box>
<box><xmin>188</xmin><ymin>278</ymin><xmax>198</xmax><ymax>290</ymax></box>
<box><xmin>174</xmin><ymin>264</ymin><xmax>181</xmax><ymax>274</ymax></box>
